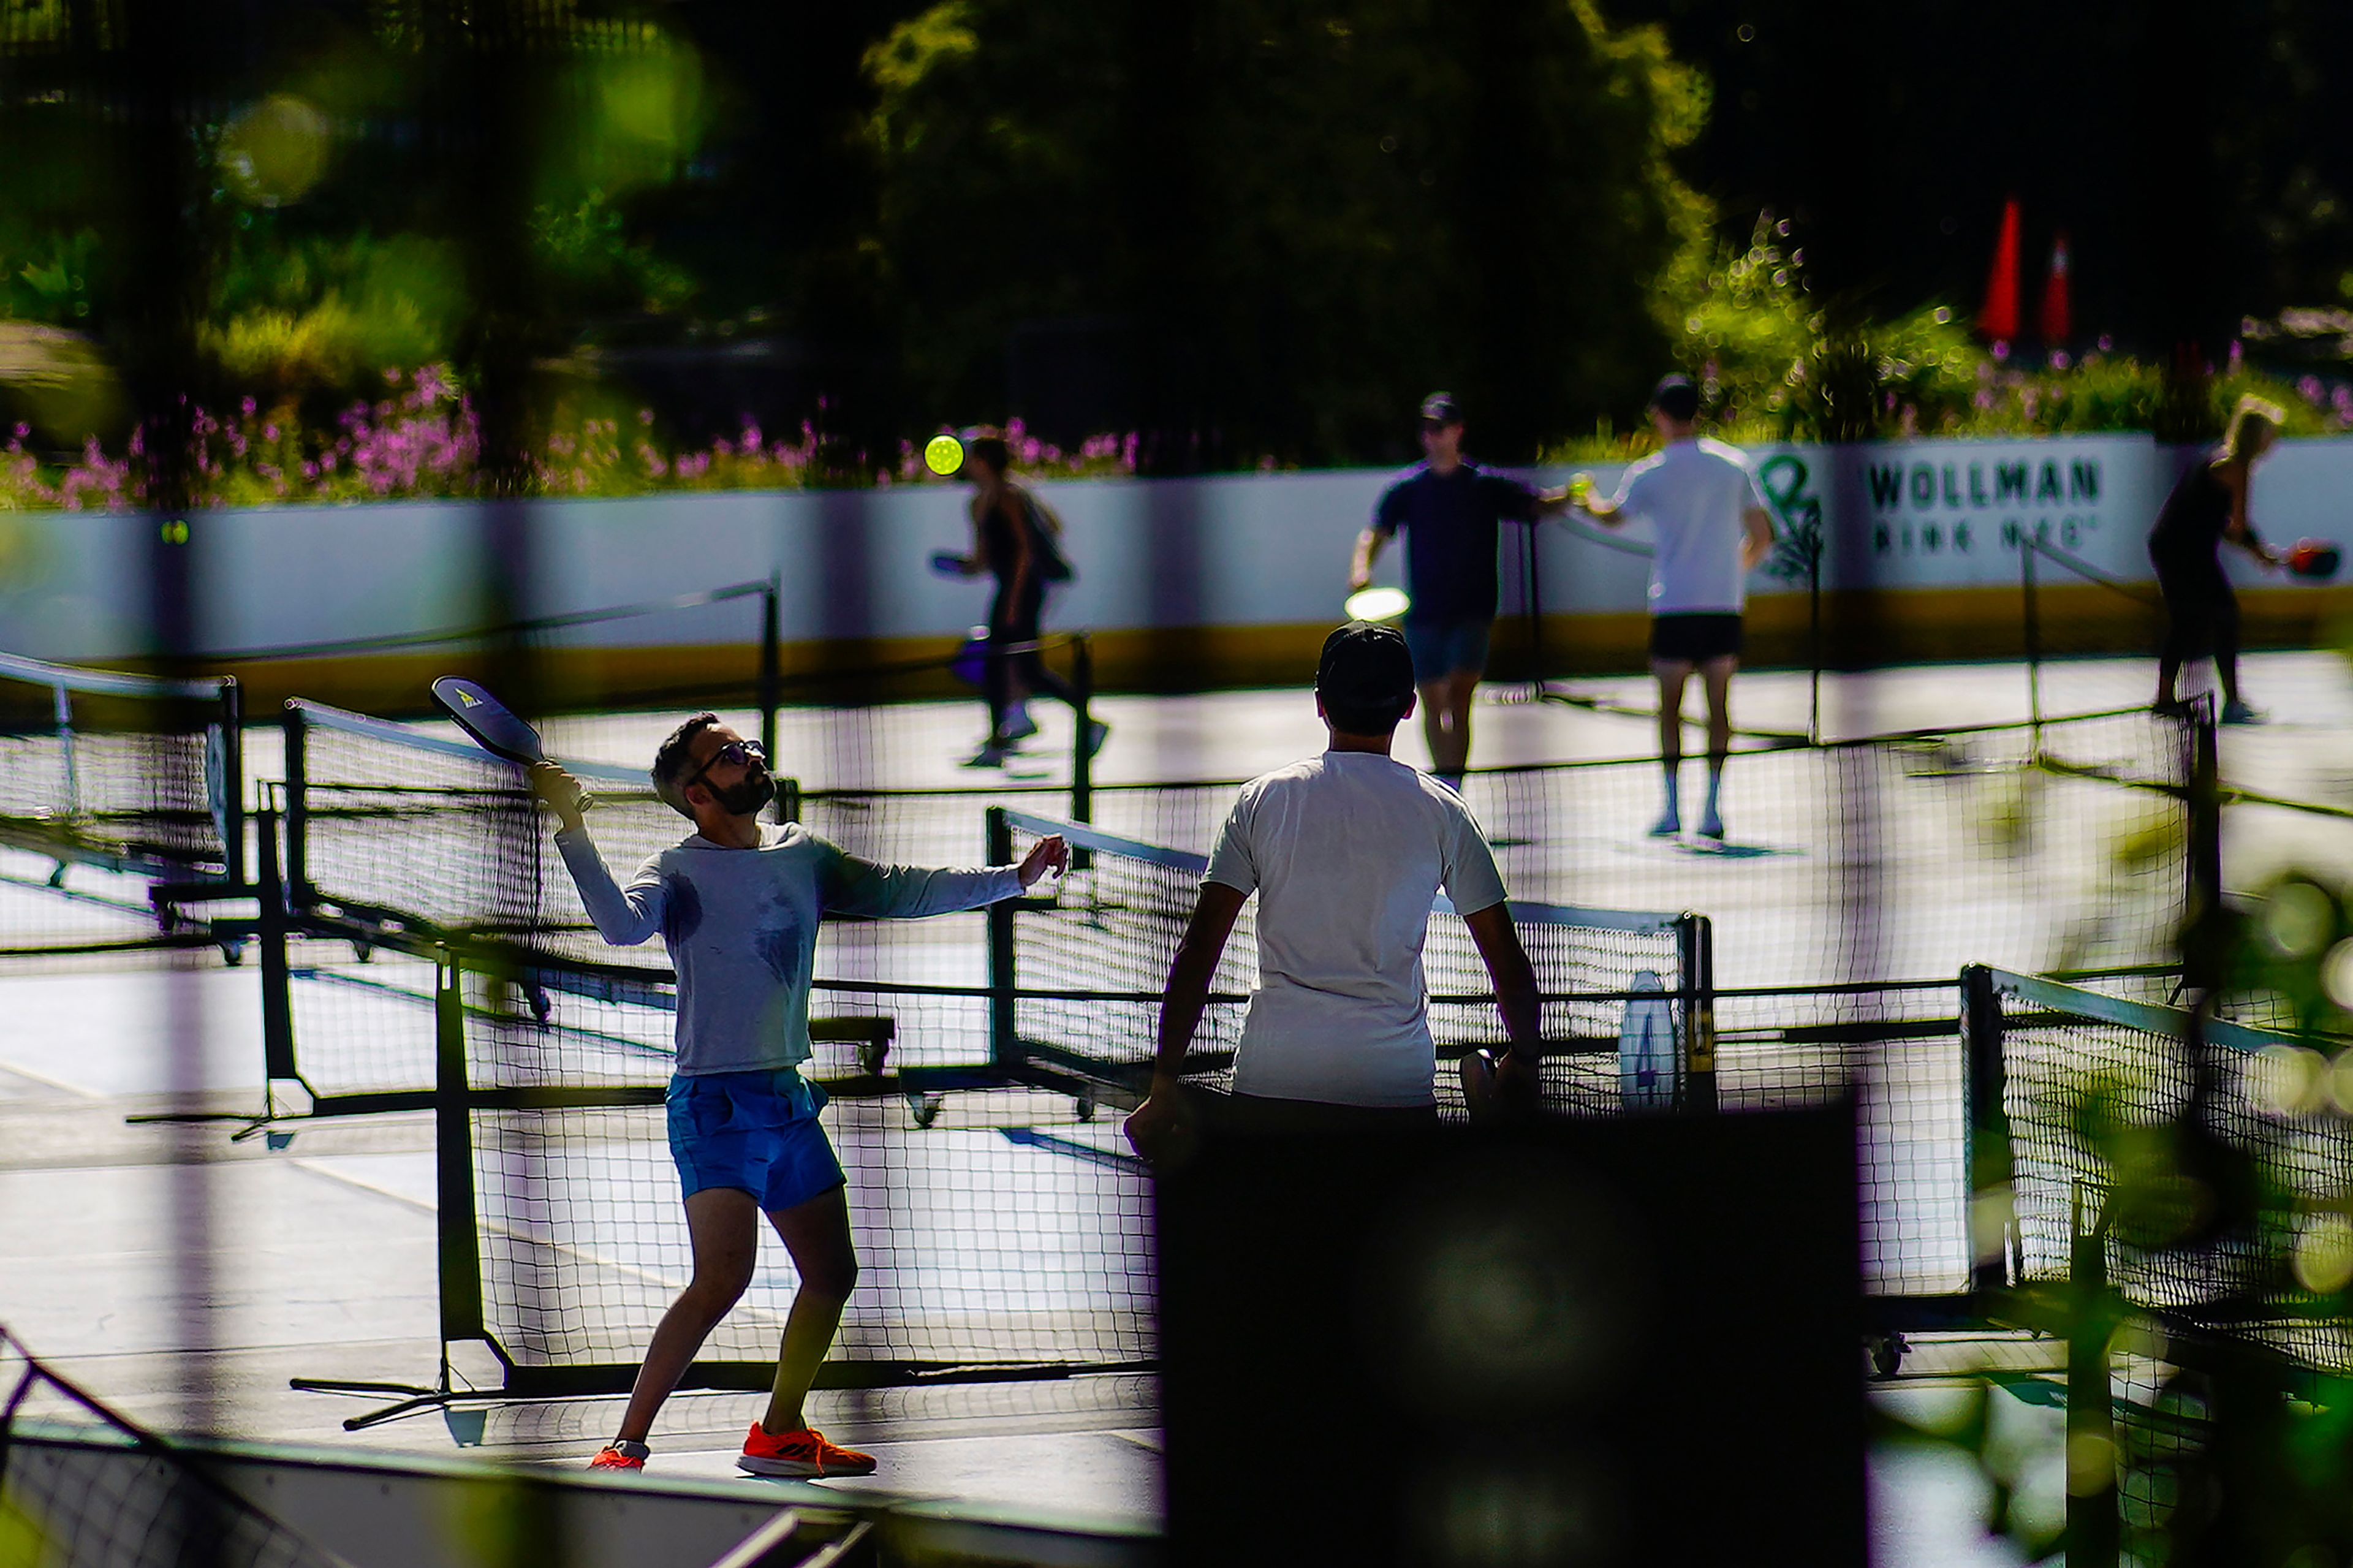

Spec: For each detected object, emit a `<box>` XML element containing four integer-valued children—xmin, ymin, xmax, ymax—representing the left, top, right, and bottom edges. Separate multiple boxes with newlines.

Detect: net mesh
<box><xmin>0</xmin><ymin>654</ymin><xmax>241</xmax><ymax>961</ymax></box>
<box><xmin>287</xmin><ymin>700</ymin><xmax>676</xmax><ymax>965</ymax></box>
<box><xmin>1471</xmin><ymin>706</ymin><xmax>2191</xmax><ymax>992</ymax></box>
<box><xmin>457</xmin><ymin>958</ymin><xmax>1153</xmax><ymax>1374</ymax></box>
<box><xmin>995</xmin><ymin>809</ymin><xmax>1697</xmax><ymax>1116</ymax></box>
<box><xmin>1990</xmin><ymin>969</ymin><xmax>2353</xmax><ymax>1373</ymax></box>
<box><xmin>1</xmin><ymin>1336</ymin><xmax>349</xmax><ymax>1568</ymax></box>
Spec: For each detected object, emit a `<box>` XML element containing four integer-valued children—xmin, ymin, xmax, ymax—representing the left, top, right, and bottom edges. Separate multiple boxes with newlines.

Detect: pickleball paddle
<box><xmin>430</xmin><ymin>676</ymin><xmax>594</xmax><ymax>813</ymax></box>
<box><xmin>931</xmin><ymin>550</ymin><xmax>972</xmax><ymax>578</ymax></box>
<box><xmin>2288</xmin><ymin>539</ymin><xmax>2342</xmax><ymax>580</ymax></box>
<box><xmin>1343</xmin><ymin>585</ymin><xmax>1411</xmax><ymax>623</ymax></box>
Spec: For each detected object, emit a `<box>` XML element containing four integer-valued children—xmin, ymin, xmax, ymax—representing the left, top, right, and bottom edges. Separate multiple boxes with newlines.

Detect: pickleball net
<box><xmin>0</xmin><ymin>650</ymin><xmax>244</xmax><ymax>963</ymax></box>
<box><xmin>411</xmin><ymin>806</ymin><xmax>1708</xmax><ymax>1399</ymax></box>
<box><xmin>1467</xmin><ymin>703</ymin><xmax>2194</xmax><ymax>994</ymax></box>
<box><xmin>1</xmin><ymin>1326</ymin><xmax>348</xmax><ymax>1568</ymax></box>
<box><xmin>1972</xmin><ymin>966</ymin><xmax>2353</xmax><ymax>1372</ymax></box>
<box><xmin>991</xmin><ymin>808</ymin><xmax>1711</xmax><ymax>1116</ymax></box>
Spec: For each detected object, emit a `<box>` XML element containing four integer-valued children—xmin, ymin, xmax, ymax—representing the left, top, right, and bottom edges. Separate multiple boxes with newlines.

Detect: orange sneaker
<box><xmin>588</xmin><ymin>1439</ymin><xmax>648</xmax><ymax>1472</ymax></box>
<box><xmin>737</xmin><ymin>1422</ymin><xmax>876</xmax><ymax>1478</ymax></box>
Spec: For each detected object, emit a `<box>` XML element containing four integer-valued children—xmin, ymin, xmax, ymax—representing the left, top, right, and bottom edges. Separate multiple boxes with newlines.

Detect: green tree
<box><xmin>865</xmin><ymin>0</ymin><xmax>1711</xmax><ymax>466</ymax></box>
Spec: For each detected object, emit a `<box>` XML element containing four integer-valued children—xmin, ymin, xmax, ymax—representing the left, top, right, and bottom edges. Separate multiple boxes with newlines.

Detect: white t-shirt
<box><xmin>1203</xmin><ymin>750</ymin><xmax>1509</xmax><ymax>1108</ymax></box>
<box><xmin>1606</xmin><ymin>437</ymin><xmax>1770</xmax><ymax>615</ymax></box>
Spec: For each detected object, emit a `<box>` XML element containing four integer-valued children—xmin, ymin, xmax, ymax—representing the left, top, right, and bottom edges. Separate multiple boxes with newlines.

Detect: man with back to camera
<box><xmin>1349</xmin><ymin>393</ymin><xmax>1574</xmax><ymax>789</ymax></box>
<box><xmin>531</xmin><ymin>714</ymin><xmax>1067</xmax><ymax>1477</ymax></box>
<box><xmin>1124</xmin><ymin>621</ymin><xmax>1542</xmax><ymax>1158</ymax></box>
<box><xmin>1571</xmin><ymin>373</ymin><xmax>1775</xmax><ymax>841</ymax></box>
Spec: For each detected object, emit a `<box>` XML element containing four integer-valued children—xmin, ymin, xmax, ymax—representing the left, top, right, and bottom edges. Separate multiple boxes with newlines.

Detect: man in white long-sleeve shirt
<box><xmin>534</xmin><ymin>712</ymin><xmax>1067</xmax><ymax>1479</ymax></box>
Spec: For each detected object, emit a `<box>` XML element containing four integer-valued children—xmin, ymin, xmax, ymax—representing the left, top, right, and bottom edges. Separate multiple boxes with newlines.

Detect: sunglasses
<box><xmin>682</xmin><ymin>737</ymin><xmax>765</xmax><ymax>792</ymax></box>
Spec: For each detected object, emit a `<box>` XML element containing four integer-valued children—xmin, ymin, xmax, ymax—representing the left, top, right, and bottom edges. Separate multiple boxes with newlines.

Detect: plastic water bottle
<box><xmin>1618</xmin><ymin>968</ymin><xmax>1676</xmax><ymax>1110</ymax></box>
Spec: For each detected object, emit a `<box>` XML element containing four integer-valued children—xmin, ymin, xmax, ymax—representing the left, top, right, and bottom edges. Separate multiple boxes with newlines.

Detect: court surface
<box><xmin>3</xmin><ymin>650</ymin><xmax>2347</xmax><ymax>1565</ymax></box>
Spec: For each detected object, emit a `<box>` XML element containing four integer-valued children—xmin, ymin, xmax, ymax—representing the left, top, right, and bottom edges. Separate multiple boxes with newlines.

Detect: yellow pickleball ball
<box><xmin>924</xmin><ymin>433</ymin><xmax>965</xmax><ymax>476</ymax></box>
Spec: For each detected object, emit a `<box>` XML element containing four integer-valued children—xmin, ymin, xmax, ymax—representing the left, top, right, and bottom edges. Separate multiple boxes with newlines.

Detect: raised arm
<box><xmin>1124</xmin><ymin>880</ymin><xmax>1248</xmax><ymax>1162</ymax></box>
<box><xmin>534</xmin><ymin>765</ymin><xmax>666</xmax><ymax>946</ymax></box>
<box><xmin>821</xmin><ymin>835</ymin><xmax>1066</xmax><ymax>918</ymax></box>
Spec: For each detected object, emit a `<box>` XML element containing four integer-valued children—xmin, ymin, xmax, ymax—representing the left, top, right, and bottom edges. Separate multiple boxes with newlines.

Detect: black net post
<box><xmin>1678</xmin><ymin>913</ymin><xmax>1716</xmax><ymax>1113</ymax></box>
<box><xmin>436</xmin><ymin>947</ymin><xmax>485</xmax><ymax>1347</ymax></box>
<box><xmin>1962</xmin><ymin>964</ymin><xmax>2018</xmax><ymax>1296</ymax></box>
<box><xmin>2022</xmin><ymin>539</ymin><xmax>2044</xmax><ymax>744</ymax></box>
<box><xmin>2188</xmin><ymin>696</ymin><xmax>2222</xmax><ymax>960</ymax></box>
<box><xmin>1807</xmin><ymin>531</ymin><xmax>1822</xmax><ymax>747</ymax></box>
<box><xmin>256</xmin><ymin>809</ymin><xmax>297</xmax><ymax>1086</ymax></box>
<box><xmin>2066</xmin><ymin>1180</ymin><xmax>2120</xmax><ymax>1568</ymax></box>
<box><xmin>281</xmin><ymin>703</ymin><xmax>311</xmax><ymax>912</ymax></box>
<box><xmin>986</xmin><ymin>806</ymin><xmax>1021</xmax><ymax>1073</ymax></box>
<box><xmin>214</xmin><ymin>678</ymin><xmax>246</xmax><ymax>888</ymax></box>
<box><xmin>1071</xmin><ymin>634</ymin><xmax>1095</xmax><ymax>826</ymax></box>
<box><xmin>759</xmin><ymin>571</ymin><xmax>781</xmax><ymax>775</ymax></box>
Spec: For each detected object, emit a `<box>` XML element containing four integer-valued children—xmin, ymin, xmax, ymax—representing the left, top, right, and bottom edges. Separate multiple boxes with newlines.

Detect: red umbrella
<box><xmin>1978</xmin><ymin>197</ymin><xmax>2021</xmax><ymax>343</ymax></box>
<box><xmin>2039</xmin><ymin>231</ymin><xmax>2072</xmax><ymax>347</ymax></box>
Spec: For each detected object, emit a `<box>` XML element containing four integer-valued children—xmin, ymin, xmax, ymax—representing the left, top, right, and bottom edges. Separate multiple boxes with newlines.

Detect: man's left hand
<box><xmin>1017</xmin><ymin>834</ymin><xmax>1070</xmax><ymax>888</ymax></box>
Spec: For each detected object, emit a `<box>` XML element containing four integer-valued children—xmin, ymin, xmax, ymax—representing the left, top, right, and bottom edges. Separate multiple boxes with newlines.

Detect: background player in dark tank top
<box><xmin>2150</xmin><ymin>395</ymin><xmax>2285</xmax><ymax>724</ymax></box>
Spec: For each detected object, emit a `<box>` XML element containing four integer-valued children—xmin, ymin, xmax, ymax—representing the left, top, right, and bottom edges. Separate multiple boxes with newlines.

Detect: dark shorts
<box><xmin>1650</xmin><ymin>612</ymin><xmax>1745</xmax><ymax>664</ymax></box>
<box><xmin>667</xmin><ymin>1067</ymin><xmax>844</xmax><ymax>1213</ymax></box>
<box><xmin>1403</xmin><ymin>618</ymin><xmax>1491</xmax><ymax>682</ymax></box>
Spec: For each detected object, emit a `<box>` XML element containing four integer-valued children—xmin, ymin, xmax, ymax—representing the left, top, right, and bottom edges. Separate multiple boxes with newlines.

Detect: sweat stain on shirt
<box><xmin>752</xmin><ymin>911</ymin><xmax>800</xmax><ymax>984</ymax></box>
<box><xmin>664</xmin><ymin>874</ymin><xmax>703</xmax><ymax>944</ymax></box>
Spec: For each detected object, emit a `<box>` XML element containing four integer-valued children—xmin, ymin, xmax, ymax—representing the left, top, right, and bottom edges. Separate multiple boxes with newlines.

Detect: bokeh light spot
<box><xmin>220</xmin><ymin>94</ymin><xmax>332</xmax><ymax>207</ymax></box>
<box><xmin>2263</xmin><ymin>881</ymin><xmax>2337</xmax><ymax>958</ymax></box>
<box><xmin>2294</xmin><ymin>1214</ymin><xmax>2353</xmax><ymax>1294</ymax></box>
<box><xmin>2249</xmin><ymin>1044</ymin><xmax>2327</xmax><ymax>1118</ymax></box>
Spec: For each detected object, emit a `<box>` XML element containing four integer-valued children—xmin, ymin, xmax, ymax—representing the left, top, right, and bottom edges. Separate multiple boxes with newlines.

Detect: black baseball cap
<box><xmin>1649</xmin><ymin>374</ymin><xmax>1700</xmax><ymax>422</ymax></box>
<box><xmin>1317</xmin><ymin>621</ymin><xmax>1416</xmax><ymax>709</ymax></box>
<box><xmin>1418</xmin><ymin>392</ymin><xmax>1463</xmax><ymax>426</ymax></box>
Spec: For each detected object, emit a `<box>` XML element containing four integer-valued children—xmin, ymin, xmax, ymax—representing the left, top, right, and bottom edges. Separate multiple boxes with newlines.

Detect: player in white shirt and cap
<box><xmin>1572</xmin><ymin>374</ymin><xmax>1775</xmax><ymax>841</ymax></box>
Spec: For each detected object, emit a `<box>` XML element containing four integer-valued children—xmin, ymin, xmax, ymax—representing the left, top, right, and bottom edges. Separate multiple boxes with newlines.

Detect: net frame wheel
<box><xmin>858</xmin><ymin>1040</ymin><xmax>888</xmax><ymax>1077</ymax></box>
<box><xmin>1868</xmin><ymin>1331</ymin><xmax>1907</xmax><ymax>1380</ymax></box>
<box><xmin>1073</xmin><ymin>1093</ymin><xmax>1097</xmax><ymax>1123</ymax></box>
<box><xmin>907</xmin><ymin>1092</ymin><xmax>945</xmax><ymax>1129</ymax></box>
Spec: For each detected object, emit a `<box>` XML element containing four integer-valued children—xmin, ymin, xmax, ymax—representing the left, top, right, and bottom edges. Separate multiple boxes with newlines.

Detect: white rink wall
<box><xmin>1</xmin><ymin>433</ymin><xmax>2349</xmax><ymax>664</ymax></box>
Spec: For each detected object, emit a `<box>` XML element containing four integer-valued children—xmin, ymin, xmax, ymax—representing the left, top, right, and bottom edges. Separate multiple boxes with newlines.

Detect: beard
<box><xmin>708</xmin><ymin>769</ymin><xmax>776</xmax><ymax>817</ymax></box>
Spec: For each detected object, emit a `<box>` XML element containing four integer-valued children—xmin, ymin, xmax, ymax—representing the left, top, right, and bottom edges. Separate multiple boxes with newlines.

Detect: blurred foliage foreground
<box><xmin>0</xmin><ymin>2</ymin><xmax>2349</xmax><ymax>509</ymax></box>
<box><xmin>1879</xmin><ymin>862</ymin><xmax>2353</xmax><ymax>1568</ymax></box>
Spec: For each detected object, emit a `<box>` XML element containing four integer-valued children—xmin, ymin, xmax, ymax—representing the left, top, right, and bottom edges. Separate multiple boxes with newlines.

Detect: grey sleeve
<box><xmin>819</xmin><ymin>836</ymin><xmax>1021</xmax><ymax>918</ymax></box>
<box><xmin>1203</xmin><ymin>791</ymin><xmax>1257</xmax><ymax>895</ymax></box>
<box><xmin>1440</xmin><ymin>803</ymin><xmax>1509</xmax><ymax>916</ymax></box>
<box><xmin>554</xmin><ymin>829</ymin><xmax>665</xmax><ymax>946</ymax></box>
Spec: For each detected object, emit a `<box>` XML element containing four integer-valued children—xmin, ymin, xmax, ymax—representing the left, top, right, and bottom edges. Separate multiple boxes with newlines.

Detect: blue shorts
<box><xmin>1403</xmin><ymin>618</ymin><xmax>1491</xmax><ymax>682</ymax></box>
<box><xmin>667</xmin><ymin>1068</ymin><xmax>844</xmax><ymax>1213</ymax></box>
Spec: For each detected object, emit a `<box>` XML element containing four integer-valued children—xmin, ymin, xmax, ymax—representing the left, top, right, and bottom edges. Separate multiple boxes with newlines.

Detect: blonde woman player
<box><xmin>2150</xmin><ymin>395</ymin><xmax>2286</xmax><ymax>723</ymax></box>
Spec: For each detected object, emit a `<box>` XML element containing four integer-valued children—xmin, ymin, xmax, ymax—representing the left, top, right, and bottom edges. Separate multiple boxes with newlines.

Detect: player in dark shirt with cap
<box><xmin>1349</xmin><ymin>393</ymin><xmax>1572</xmax><ymax>787</ymax></box>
